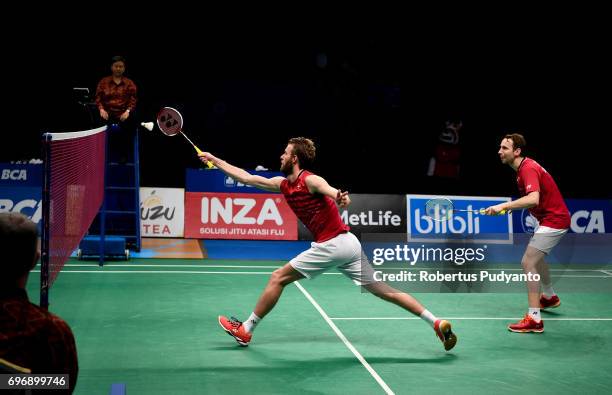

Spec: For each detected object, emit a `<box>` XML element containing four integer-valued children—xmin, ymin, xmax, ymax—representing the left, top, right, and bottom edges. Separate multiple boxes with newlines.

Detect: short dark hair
<box><xmin>0</xmin><ymin>213</ymin><xmax>38</xmax><ymax>282</ymax></box>
<box><xmin>504</xmin><ymin>133</ymin><xmax>527</xmax><ymax>155</ymax></box>
<box><xmin>288</xmin><ymin>137</ymin><xmax>316</xmax><ymax>169</ymax></box>
<box><xmin>111</xmin><ymin>55</ymin><xmax>126</xmax><ymax>65</ymax></box>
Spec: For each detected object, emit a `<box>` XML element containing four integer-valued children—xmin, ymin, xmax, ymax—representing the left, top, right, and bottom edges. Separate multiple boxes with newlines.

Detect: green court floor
<box><xmin>27</xmin><ymin>259</ymin><xmax>612</xmax><ymax>394</ymax></box>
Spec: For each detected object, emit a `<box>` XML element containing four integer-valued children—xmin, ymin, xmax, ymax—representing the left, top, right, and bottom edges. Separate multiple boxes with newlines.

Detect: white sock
<box><xmin>420</xmin><ymin>309</ymin><xmax>437</xmax><ymax>328</ymax></box>
<box><xmin>528</xmin><ymin>308</ymin><xmax>541</xmax><ymax>322</ymax></box>
<box><xmin>243</xmin><ymin>312</ymin><xmax>261</xmax><ymax>333</ymax></box>
<box><xmin>542</xmin><ymin>284</ymin><xmax>556</xmax><ymax>297</ymax></box>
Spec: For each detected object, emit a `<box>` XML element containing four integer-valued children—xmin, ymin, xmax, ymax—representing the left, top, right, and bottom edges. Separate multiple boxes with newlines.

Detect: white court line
<box><xmin>33</xmin><ymin>270</ymin><xmax>279</xmax><ymax>275</ymax></box>
<box><xmin>60</xmin><ymin>264</ymin><xmax>282</xmax><ymax>269</ymax></box>
<box><xmin>32</xmin><ymin>270</ymin><xmax>342</xmax><ymax>275</ymax></box>
<box><xmin>376</xmin><ymin>267</ymin><xmax>612</xmax><ymax>273</ymax></box>
<box><xmin>295</xmin><ymin>282</ymin><xmax>394</xmax><ymax>395</ymax></box>
<box><xmin>330</xmin><ymin>317</ymin><xmax>612</xmax><ymax>321</ymax></box>
<box><xmin>48</xmin><ymin>263</ymin><xmax>612</xmax><ymax>273</ymax></box>
<box><xmin>31</xmin><ymin>270</ymin><xmax>610</xmax><ymax>278</ymax></box>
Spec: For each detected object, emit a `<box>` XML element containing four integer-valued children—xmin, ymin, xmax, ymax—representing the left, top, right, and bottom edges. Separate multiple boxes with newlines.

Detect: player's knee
<box><xmin>269</xmin><ymin>269</ymin><xmax>284</xmax><ymax>284</ymax></box>
<box><xmin>365</xmin><ymin>284</ymin><xmax>396</xmax><ymax>302</ymax></box>
<box><xmin>521</xmin><ymin>258</ymin><xmax>537</xmax><ymax>271</ymax></box>
<box><xmin>270</xmin><ymin>268</ymin><xmax>293</xmax><ymax>287</ymax></box>
<box><xmin>374</xmin><ymin>292</ymin><xmax>393</xmax><ymax>302</ymax></box>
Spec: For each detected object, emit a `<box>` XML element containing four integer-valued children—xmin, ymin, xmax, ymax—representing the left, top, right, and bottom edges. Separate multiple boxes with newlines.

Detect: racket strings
<box><xmin>425</xmin><ymin>198</ymin><xmax>454</xmax><ymax>221</ymax></box>
<box><xmin>157</xmin><ymin>106</ymin><xmax>213</xmax><ymax>167</ymax></box>
<box><xmin>424</xmin><ymin>198</ymin><xmax>510</xmax><ymax>221</ymax></box>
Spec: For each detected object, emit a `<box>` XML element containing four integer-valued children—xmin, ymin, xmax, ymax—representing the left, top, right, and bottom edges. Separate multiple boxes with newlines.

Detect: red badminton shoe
<box><xmin>539</xmin><ymin>294</ymin><xmax>561</xmax><ymax>309</ymax></box>
<box><xmin>508</xmin><ymin>315</ymin><xmax>544</xmax><ymax>333</ymax></box>
<box><xmin>434</xmin><ymin>319</ymin><xmax>457</xmax><ymax>351</ymax></box>
<box><xmin>218</xmin><ymin>315</ymin><xmax>252</xmax><ymax>346</ymax></box>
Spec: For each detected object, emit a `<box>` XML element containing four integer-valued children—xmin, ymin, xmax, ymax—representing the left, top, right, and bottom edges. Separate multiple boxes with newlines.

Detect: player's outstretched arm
<box><xmin>198</xmin><ymin>152</ymin><xmax>283</xmax><ymax>192</ymax></box>
<box><xmin>305</xmin><ymin>175</ymin><xmax>351</xmax><ymax>208</ymax></box>
<box><xmin>484</xmin><ymin>191</ymin><xmax>539</xmax><ymax>215</ymax></box>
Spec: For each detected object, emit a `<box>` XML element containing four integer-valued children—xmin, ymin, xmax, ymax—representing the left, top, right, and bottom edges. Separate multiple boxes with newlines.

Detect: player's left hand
<box><xmin>120</xmin><ymin>110</ymin><xmax>130</xmax><ymax>121</ymax></box>
<box><xmin>336</xmin><ymin>190</ymin><xmax>350</xmax><ymax>208</ymax></box>
<box><xmin>484</xmin><ymin>204</ymin><xmax>505</xmax><ymax>215</ymax></box>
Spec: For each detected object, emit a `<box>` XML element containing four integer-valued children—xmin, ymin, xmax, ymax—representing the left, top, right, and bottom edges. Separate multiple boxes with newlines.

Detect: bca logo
<box><xmin>1</xmin><ymin>169</ymin><xmax>27</xmax><ymax>181</ymax></box>
<box><xmin>571</xmin><ymin>210</ymin><xmax>605</xmax><ymax>233</ymax></box>
<box><xmin>521</xmin><ymin>209</ymin><xmax>606</xmax><ymax>233</ymax></box>
<box><xmin>0</xmin><ymin>199</ymin><xmax>41</xmax><ymax>223</ymax></box>
<box><xmin>224</xmin><ymin>176</ymin><xmax>236</xmax><ymax>187</ymax></box>
<box><xmin>224</xmin><ymin>176</ymin><xmax>250</xmax><ymax>188</ymax></box>
<box><xmin>521</xmin><ymin>210</ymin><xmax>538</xmax><ymax>233</ymax></box>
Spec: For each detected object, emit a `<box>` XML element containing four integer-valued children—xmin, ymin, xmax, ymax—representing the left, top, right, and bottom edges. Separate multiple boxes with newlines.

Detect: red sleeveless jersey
<box><xmin>280</xmin><ymin>170</ymin><xmax>349</xmax><ymax>242</ymax></box>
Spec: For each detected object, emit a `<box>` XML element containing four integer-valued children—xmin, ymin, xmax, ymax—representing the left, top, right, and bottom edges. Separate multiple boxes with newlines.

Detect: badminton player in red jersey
<box><xmin>199</xmin><ymin>137</ymin><xmax>457</xmax><ymax>350</ymax></box>
<box><xmin>485</xmin><ymin>133</ymin><xmax>570</xmax><ymax>333</ymax></box>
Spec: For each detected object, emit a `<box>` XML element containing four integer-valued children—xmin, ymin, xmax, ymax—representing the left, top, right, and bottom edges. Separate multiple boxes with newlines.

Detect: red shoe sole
<box><xmin>508</xmin><ymin>327</ymin><xmax>544</xmax><ymax>333</ymax></box>
<box><xmin>540</xmin><ymin>301</ymin><xmax>561</xmax><ymax>309</ymax></box>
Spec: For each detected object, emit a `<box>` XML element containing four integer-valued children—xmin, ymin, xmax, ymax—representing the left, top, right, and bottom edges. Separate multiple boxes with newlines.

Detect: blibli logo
<box><xmin>414</xmin><ymin>205</ymin><xmax>481</xmax><ymax>234</ymax></box>
<box><xmin>407</xmin><ymin>195</ymin><xmax>513</xmax><ymax>243</ymax></box>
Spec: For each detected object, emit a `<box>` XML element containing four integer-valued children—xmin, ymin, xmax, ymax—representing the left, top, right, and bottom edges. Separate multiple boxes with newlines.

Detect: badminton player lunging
<box><xmin>199</xmin><ymin>137</ymin><xmax>457</xmax><ymax>350</ymax></box>
<box><xmin>485</xmin><ymin>133</ymin><xmax>570</xmax><ymax>333</ymax></box>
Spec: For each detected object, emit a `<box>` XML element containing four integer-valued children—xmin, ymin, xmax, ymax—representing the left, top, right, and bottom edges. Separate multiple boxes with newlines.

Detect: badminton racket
<box><xmin>156</xmin><ymin>107</ymin><xmax>214</xmax><ymax>168</ymax></box>
<box><xmin>424</xmin><ymin>197</ymin><xmax>511</xmax><ymax>222</ymax></box>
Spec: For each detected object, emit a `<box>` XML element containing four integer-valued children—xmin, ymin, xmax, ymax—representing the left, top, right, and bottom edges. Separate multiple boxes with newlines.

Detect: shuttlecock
<box><xmin>141</xmin><ymin>122</ymin><xmax>154</xmax><ymax>131</ymax></box>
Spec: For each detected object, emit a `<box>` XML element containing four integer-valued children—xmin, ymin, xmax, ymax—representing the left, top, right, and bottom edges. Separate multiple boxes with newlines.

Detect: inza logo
<box><xmin>1</xmin><ymin>169</ymin><xmax>27</xmax><ymax>180</ymax></box>
<box><xmin>201</xmin><ymin>197</ymin><xmax>283</xmax><ymax>225</ymax></box>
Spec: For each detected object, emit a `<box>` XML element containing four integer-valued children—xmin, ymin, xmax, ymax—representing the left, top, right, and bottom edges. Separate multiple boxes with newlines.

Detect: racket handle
<box><xmin>478</xmin><ymin>209</ymin><xmax>512</xmax><ymax>215</ymax></box>
<box><xmin>194</xmin><ymin>146</ymin><xmax>215</xmax><ymax>168</ymax></box>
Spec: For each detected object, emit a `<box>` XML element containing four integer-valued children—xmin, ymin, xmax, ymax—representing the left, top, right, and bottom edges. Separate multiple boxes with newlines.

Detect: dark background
<box><xmin>4</xmin><ymin>27</ymin><xmax>610</xmax><ymax>199</ymax></box>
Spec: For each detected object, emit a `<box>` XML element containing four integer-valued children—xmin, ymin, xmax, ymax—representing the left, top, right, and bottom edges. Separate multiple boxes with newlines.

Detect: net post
<box><xmin>99</xmin><ymin>126</ymin><xmax>110</xmax><ymax>266</ymax></box>
<box><xmin>40</xmin><ymin>132</ymin><xmax>52</xmax><ymax>310</ymax></box>
<box><xmin>134</xmin><ymin>126</ymin><xmax>141</xmax><ymax>252</ymax></box>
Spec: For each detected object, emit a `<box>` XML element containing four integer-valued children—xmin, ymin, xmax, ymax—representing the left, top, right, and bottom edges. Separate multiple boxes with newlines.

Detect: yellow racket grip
<box><xmin>478</xmin><ymin>208</ymin><xmax>512</xmax><ymax>215</ymax></box>
<box><xmin>194</xmin><ymin>146</ymin><xmax>215</xmax><ymax>168</ymax></box>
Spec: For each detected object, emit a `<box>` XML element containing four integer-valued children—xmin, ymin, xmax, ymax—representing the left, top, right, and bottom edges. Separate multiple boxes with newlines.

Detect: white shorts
<box><xmin>528</xmin><ymin>226</ymin><xmax>568</xmax><ymax>254</ymax></box>
<box><xmin>290</xmin><ymin>232</ymin><xmax>377</xmax><ymax>285</ymax></box>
